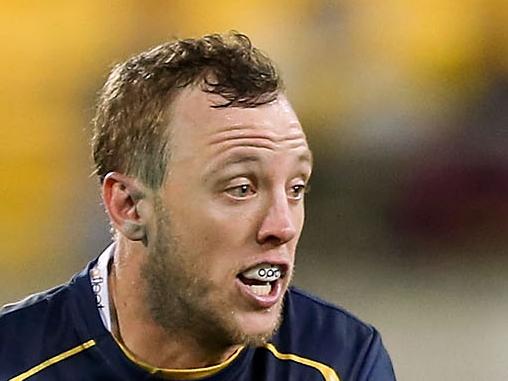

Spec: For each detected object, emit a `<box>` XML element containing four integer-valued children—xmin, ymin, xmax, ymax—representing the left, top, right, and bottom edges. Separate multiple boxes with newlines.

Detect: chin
<box><xmin>234</xmin><ymin>304</ymin><xmax>283</xmax><ymax>346</ymax></box>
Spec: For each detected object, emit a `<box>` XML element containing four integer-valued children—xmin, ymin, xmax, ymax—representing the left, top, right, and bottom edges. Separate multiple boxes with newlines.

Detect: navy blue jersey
<box><xmin>0</xmin><ymin>258</ymin><xmax>395</xmax><ymax>380</ymax></box>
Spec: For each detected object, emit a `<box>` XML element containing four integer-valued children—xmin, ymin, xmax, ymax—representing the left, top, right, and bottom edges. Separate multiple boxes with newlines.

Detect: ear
<box><xmin>102</xmin><ymin>172</ymin><xmax>152</xmax><ymax>242</ymax></box>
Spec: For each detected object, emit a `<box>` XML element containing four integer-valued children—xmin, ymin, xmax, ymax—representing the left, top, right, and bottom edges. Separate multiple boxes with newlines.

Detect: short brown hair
<box><xmin>92</xmin><ymin>32</ymin><xmax>282</xmax><ymax>189</ymax></box>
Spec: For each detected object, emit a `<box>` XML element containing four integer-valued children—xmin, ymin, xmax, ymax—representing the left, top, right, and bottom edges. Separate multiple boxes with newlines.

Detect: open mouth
<box><xmin>237</xmin><ymin>263</ymin><xmax>287</xmax><ymax>297</ymax></box>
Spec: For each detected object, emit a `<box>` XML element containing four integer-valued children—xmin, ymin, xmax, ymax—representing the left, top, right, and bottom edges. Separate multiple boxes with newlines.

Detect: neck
<box><xmin>108</xmin><ymin>239</ymin><xmax>240</xmax><ymax>369</ymax></box>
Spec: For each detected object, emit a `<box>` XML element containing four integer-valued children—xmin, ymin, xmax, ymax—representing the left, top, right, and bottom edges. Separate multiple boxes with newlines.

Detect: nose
<box><xmin>256</xmin><ymin>192</ymin><xmax>298</xmax><ymax>246</ymax></box>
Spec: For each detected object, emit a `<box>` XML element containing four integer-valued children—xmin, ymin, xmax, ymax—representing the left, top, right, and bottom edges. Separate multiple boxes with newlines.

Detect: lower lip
<box><xmin>235</xmin><ymin>278</ymin><xmax>284</xmax><ymax>309</ymax></box>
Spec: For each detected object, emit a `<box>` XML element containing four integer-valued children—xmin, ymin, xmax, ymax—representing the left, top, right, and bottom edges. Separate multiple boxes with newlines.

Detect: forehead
<box><xmin>166</xmin><ymin>87</ymin><xmax>308</xmax><ymax>160</ymax></box>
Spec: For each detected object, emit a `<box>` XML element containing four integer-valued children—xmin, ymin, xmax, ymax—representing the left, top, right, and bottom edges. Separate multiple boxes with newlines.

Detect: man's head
<box><xmin>94</xmin><ymin>32</ymin><xmax>312</xmax><ymax>350</ymax></box>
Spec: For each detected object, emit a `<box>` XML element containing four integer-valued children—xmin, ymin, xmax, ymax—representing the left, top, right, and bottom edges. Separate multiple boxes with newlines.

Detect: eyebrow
<box><xmin>299</xmin><ymin>150</ymin><xmax>313</xmax><ymax>167</ymax></box>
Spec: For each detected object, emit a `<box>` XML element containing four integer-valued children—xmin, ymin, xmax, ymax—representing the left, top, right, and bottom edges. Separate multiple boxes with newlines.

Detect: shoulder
<box><xmin>0</xmin><ymin>264</ymin><xmax>101</xmax><ymax>380</ymax></box>
<box><xmin>0</xmin><ymin>283</ymin><xmax>74</xmax><ymax>377</ymax></box>
<box><xmin>284</xmin><ymin>287</ymin><xmax>375</xmax><ymax>338</ymax></box>
<box><xmin>0</xmin><ymin>281</ymin><xmax>79</xmax><ymax>350</ymax></box>
<box><xmin>1</xmin><ymin>283</ymin><xmax>70</xmax><ymax>330</ymax></box>
<box><xmin>271</xmin><ymin>287</ymin><xmax>396</xmax><ymax>380</ymax></box>
<box><xmin>2</xmin><ymin>282</ymin><xmax>67</xmax><ymax>312</ymax></box>
<box><xmin>0</xmin><ymin>258</ymin><xmax>99</xmax><ymax>336</ymax></box>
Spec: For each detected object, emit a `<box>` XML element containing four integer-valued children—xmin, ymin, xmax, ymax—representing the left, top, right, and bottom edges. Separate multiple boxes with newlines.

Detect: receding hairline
<box><xmin>92</xmin><ymin>31</ymin><xmax>284</xmax><ymax>189</ymax></box>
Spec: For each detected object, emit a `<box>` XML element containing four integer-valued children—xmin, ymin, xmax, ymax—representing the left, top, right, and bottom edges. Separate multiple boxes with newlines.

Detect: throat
<box><xmin>113</xmin><ymin>328</ymin><xmax>243</xmax><ymax>373</ymax></box>
<box><xmin>111</xmin><ymin>268</ymin><xmax>241</xmax><ymax>370</ymax></box>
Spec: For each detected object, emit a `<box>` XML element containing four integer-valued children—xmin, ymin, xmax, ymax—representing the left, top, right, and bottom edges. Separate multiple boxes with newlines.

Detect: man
<box><xmin>0</xmin><ymin>32</ymin><xmax>395</xmax><ymax>380</ymax></box>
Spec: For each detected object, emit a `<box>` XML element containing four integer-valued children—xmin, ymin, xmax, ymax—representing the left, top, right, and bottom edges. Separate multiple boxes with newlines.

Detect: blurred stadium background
<box><xmin>1</xmin><ymin>1</ymin><xmax>508</xmax><ymax>379</ymax></box>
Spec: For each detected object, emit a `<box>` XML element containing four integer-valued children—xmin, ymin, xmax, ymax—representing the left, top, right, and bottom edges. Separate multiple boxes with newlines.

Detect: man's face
<box><xmin>142</xmin><ymin>87</ymin><xmax>312</xmax><ymax>348</ymax></box>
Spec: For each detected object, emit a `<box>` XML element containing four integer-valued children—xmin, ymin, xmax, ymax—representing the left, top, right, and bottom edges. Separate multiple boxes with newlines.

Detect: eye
<box><xmin>288</xmin><ymin>183</ymin><xmax>308</xmax><ymax>200</ymax></box>
<box><xmin>225</xmin><ymin>183</ymin><xmax>256</xmax><ymax>199</ymax></box>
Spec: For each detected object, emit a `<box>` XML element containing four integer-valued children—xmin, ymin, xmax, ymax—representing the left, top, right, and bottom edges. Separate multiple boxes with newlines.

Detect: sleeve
<box><xmin>357</xmin><ymin>328</ymin><xmax>396</xmax><ymax>381</ymax></box>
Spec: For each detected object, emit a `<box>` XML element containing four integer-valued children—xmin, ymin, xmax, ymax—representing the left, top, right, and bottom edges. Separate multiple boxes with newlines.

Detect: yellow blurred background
<box><xmin>2</xmin><ymin>1</ymin><xmax>508</xmax><ymax>379</ymax></box>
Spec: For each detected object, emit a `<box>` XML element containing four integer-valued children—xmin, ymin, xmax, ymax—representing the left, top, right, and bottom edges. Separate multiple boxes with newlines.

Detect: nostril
<box><xmin>257</xmin><ymin>234</ymin><xmax>283</xmax><ymax>246</ymax></box>
<box><xmin>257</xmin><ymin>228</ymin><xmax>295</xmax><ymax>246</ymax></box>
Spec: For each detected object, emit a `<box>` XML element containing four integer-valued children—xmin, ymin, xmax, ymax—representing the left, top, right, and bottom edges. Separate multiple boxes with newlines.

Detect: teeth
<box><xmin>242</xmin><ymin>264</ymin><xmax>281</xmax><ymax>282</ymax></box>
<box><xmin>250</xmin><ymin>284</ymin><xmax>272</xmax><ymax>296</ymax></box>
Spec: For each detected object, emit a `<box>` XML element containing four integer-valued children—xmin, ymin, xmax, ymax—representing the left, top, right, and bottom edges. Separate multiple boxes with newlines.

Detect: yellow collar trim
<box><xmin>263</xmin><ymin>343</ymin><xmax>341</xmax><ymax>381</ymax></box>
<box><xmin>113</xmin><ymin>335</ymin><xmax>244</xmax><ymax>380</ymax></box>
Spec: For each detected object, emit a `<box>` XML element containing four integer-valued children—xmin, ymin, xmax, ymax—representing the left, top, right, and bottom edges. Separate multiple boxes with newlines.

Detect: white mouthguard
<box><xmin>242</xmin><ymin>264</ymin><xmax>281</xmax><ymax>282</ymax></box>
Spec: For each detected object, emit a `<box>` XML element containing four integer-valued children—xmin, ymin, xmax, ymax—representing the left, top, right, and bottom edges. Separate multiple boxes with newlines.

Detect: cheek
<box><xmin>292</xmin><ymin>204</ymin><xmax>306</xmax><ymax>231</ymax></box>
<box><xmin>193</xmin><ymin>199</ymin><xmax>258</xmax><ymax>238</ymax></box>
<box><xmin>171</xmin><ymin>203</ymin><xmax>250</xmax><ymax>255</ymax></box>
<box><xmin>182</xmin><ymin>209</ymin><xmax>256</xmax><ymax>273</ymax></box>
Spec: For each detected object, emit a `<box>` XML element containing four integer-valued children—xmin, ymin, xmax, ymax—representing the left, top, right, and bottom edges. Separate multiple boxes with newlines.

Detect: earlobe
<box><xmin>102</xmin><ymin>172</ymin><xmax>152</xmax><ymax>243</ymax></box>
<box><xmin>123</xmin><ymin>221</ymin><xmax>146</xmax><ymax>241</ymax></box>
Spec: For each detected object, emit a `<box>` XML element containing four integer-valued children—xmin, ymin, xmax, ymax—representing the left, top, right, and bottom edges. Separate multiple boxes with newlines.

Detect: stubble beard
<box><xmin>140</xmin><ymin>198</ymin><xmax>284</xmax><ymax>353</ymax></box>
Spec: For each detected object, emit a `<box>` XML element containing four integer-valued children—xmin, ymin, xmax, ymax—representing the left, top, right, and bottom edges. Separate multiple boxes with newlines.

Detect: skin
<box><xmin>103</xmin><ymin>86</ymin><xmax>313</xmax><ymax>369</ymax></box>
